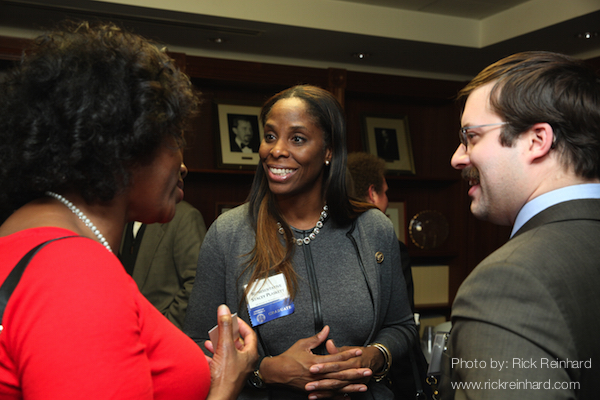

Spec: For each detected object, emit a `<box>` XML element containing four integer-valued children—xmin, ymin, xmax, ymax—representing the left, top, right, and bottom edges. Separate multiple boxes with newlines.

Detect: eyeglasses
<box><xmin>459</xmin><ymin>122</ymin><xmax>508</xmax><ymax>148</ymax></box>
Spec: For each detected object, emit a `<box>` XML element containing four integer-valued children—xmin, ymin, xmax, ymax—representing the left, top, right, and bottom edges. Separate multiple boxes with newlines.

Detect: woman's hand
<box><xmin>259</xmin><ymin>326</ymin><xmax>369</xmax><ymax>397</ymax></box>
<box><xmin>304</xmin><ymin>340</ymin><xmax>384</xmax><ymax>399</ymax></box>
<box><xmin>205</xmin><ymin>305</ymin><xmax>258</xmax><ymax>400</ymax></box>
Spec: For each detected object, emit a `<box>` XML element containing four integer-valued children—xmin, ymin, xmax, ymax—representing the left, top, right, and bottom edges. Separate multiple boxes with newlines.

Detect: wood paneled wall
<box><xmin>0</xmin><ymin>36</ymin><xmax>526</xmax><ymax>313</ymax></box>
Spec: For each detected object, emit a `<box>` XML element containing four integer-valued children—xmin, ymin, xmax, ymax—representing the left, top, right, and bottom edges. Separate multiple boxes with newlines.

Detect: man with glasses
<box><xmin>442</xmin><ymin>51</ymin><xmax>600</xmax><ymax>399</ymax></box>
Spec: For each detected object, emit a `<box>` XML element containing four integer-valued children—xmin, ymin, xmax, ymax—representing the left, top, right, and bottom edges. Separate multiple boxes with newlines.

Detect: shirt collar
<box><xmin>511</xmin><ymin>183</ymin><xmax>600</xmax><ymax>237</ymax></box>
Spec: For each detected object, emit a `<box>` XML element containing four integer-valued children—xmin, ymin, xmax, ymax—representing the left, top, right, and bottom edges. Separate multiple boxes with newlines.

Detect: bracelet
<box><xmin>367</xmin><ymin>343</ymin><xmax>392</xmax><ymax>382</ymax></box>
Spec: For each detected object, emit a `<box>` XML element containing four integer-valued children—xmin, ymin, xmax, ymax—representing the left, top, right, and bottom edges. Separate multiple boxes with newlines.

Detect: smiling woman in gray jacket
<box><xmin>184</xmin><ymin>85</ymin><xmax>416</xmax><ymax>400</ymax></box>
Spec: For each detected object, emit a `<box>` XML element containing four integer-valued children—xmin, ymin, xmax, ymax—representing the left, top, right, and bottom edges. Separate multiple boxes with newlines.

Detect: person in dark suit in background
<box><xmin>347</xmin><ymin>152</ymin><xmax>413</xmax><ymax>307</ymax></box>
<box><xmin>443</xmin><ymin>51</ymin><xmax>600</xmax><ymax>399</ymax></box>
<box><xmin>347</xmin><ymin>152</ymin><xmax>430</xmax><ymax>400</ymax></box>
<box><xmin>119</xmin><ymin>200</ymin><xmax>206</xmax><ymax>330</ymax></box>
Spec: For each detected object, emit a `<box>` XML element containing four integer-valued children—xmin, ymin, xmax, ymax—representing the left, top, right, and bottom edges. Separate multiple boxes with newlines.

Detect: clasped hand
<box><xmin>260</xmin><ymin>325</ymin><xmax>375</xmax><ymax>399</ymax></box>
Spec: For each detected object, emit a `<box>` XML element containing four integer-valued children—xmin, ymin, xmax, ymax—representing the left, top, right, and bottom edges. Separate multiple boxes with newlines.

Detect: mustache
<box><xmin>462</xmin><ymin>166</ymin><xmax>480</xmax><ymax>182</ymax></box>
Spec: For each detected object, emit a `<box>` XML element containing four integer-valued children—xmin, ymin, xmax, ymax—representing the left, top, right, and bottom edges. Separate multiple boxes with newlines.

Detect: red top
<box><xmin>0</xmin><ymin>227</ymin><xmax>210</xmax><ymax>399</ymax></box>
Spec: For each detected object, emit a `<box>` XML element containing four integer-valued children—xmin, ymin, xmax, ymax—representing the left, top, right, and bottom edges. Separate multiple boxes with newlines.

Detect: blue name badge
<box><xmin>245</xmin><ymin>273</ymin><xmax>295</xmax><ymax>327</ymax></box>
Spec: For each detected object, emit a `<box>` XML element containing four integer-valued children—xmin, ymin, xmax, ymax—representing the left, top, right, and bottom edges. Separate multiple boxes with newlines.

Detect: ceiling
<box><xmin>1</xmin><ymin>0</ymin><xmax>599</xmax><ymax>81</ymax></box>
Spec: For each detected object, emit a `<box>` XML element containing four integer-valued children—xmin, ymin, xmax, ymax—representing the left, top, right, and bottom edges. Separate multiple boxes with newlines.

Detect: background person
<box><xmin>184</xmin><ymin>85</ymin><xmax>416</xmax><ymax>399</ymax></box>
<box><xmin>0</xmin><ymin>20</ymin><xmax>257</xmax><ymax>399</ymax></box>
<box><xmin>443</xmin><ymin>51</ymin><xmax>600</xmax><ymax>399</ymax></box>
<box><xmin>347</xmin><ymin>152</ymin><xmax>430</xmax><ymax>399</ymax></box>
<box><xmin>346</xmin><ymin>151</ymin><xmax>413</xmax><ymax>309</ymax></box>
<box><xmin>347</xmin><ymin>152</ymin><xmax>389</xmax><ymax>211</ymax></box>
<box><xmin>119</xmin><ymin>200</ymin><xmax>207</xmax><ymax>330</ymax></box>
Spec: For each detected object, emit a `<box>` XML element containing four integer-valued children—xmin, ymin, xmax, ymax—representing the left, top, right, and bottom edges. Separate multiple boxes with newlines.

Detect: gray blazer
<box><xmin>184</xmin><ymin>204</ymin><xmax>416</xmax><ymax>400</ymax></box>
<box><xmin>125</xmin><ymin>201</ymin><xmax>206</xmax><ymax>330</ymax></box>
<box><xmin>444</xmin><ymin>199</ymin><xmax>600</xmax><ymax>399</ymax></box>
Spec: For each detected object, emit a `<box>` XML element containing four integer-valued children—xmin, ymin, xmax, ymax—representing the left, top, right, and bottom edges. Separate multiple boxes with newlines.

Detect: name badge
<box><xmin>245</xmin><ymin>273</ymin><xmax>294</xmax><ymax>327</ymax></box>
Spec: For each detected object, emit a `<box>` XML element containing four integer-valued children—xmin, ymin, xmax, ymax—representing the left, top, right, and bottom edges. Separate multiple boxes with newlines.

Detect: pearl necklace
<box><xmin>45</xmin><ymin>191</ymin><xmax>113</xmax><ymax>253</ymax></box>
<box><xmin>277</xmin><ymin>205</ymin><xmax>328</xmax><ymax>246</ymax></box>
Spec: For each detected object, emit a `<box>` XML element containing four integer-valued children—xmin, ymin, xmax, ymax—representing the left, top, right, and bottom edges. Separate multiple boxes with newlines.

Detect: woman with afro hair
<box><xmin>0</xmin><ymin>20</ymin><xmax>256</xmax><ymax>400</ymax></box>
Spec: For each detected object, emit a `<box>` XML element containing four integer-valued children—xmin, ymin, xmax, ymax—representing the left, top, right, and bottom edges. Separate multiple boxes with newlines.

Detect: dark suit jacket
<box><xmin>443</xmin><ymin>199</ymin><xmax>600</xmax><ymax>399</ymax></box>
<box><xmin>120</xmin><ymin>201</ymin><xmax>206</xmax><ymax>330</ymax></box>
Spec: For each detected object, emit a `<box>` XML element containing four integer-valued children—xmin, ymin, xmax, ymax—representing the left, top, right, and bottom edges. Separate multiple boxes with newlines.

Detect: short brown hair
<box><xmin>347</xmin><ymin>152</ymin><xmax>386</xmax><ymax>201</ymax></box>
<box><xmin>458</xmin><ymin>51</ymin><xmax>600</xmax><ymax>179</ymax></box>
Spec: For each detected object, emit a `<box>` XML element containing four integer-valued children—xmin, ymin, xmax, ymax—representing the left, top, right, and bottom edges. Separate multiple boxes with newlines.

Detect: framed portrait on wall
<box><xmin>216</xmin><ymin>101</ymin><xmax>264</xmax><ymax>170</ymax></box>
<box><xmin>362</xmin><ymin>114</ymin><xmax>415</xmax><ymax>174</ymax></box>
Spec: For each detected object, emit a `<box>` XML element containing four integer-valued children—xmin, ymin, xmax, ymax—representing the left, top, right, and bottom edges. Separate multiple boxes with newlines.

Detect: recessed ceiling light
<box><xmin>576</xmin><ymin>32</ymin><xmax>598</xmax><ymax>39</ymax></box>
<box><xmin>208</xmin><ymin>37</ymin><xmax>227</xmax><ymax>44</ymax></box>
<box><xmin>352</xmin><ymin>52</ymin><xmax>371</xmax><ymax>59</ymax></box>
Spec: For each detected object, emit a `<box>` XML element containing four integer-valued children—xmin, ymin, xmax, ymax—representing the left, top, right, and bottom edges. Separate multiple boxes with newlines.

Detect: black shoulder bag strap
<box><xmin>0</xmin><ymin>236</ymin><xmax>78</xmax><ymax>329</ymax></box>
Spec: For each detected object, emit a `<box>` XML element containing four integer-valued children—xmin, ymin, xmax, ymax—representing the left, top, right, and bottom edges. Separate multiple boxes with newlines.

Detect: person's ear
<box><xmin>324</xmin><ymin>148</ymin><xmax>332</xmax><ymax>165</ymax></box>
<box><xmin>526</xmin><ymin>122</ymin><xmax>554</xmax><ymax>162</ymax></box>
<box><xmin>367</xmin><ymin>184</ymin><xmax>378</xmax><ymax>205</ymax></box>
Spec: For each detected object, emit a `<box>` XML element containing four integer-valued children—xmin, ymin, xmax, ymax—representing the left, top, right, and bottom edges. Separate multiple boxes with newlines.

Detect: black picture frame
<box><xmin>362</xmin><ymin>113</ymin><xmax>415</xmax><ymax>174</ymax></box>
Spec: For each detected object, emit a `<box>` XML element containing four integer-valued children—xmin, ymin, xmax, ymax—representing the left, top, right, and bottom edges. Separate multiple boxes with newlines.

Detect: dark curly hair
<box><xmin>0</xmin><ymin>20</ymin><xmax>199</xmax><ymax>221</ymax></box>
